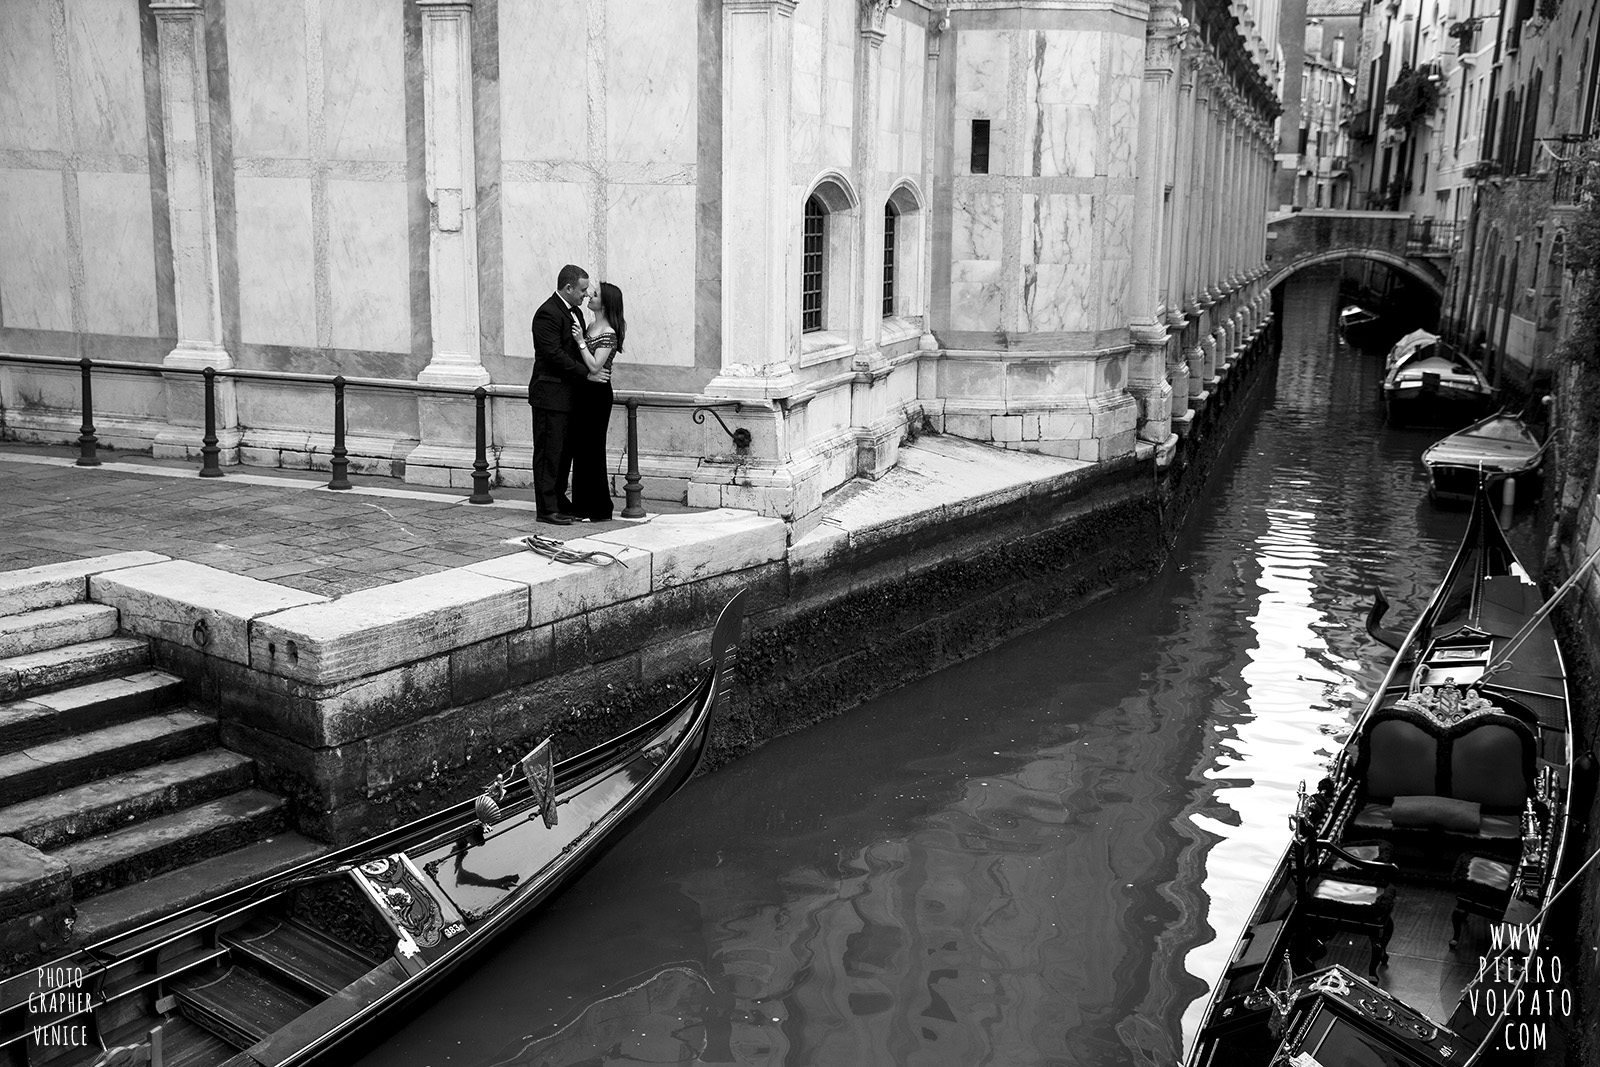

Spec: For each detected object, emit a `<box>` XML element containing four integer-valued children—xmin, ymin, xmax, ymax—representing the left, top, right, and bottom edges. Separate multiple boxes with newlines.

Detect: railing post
<box><xmin>76</xmin><ymin>357</ymin><xmax>100</xmax><ymax>467</ymax></box>
<box><xmin>198</xmin><ymin>371</ymin><xmax>224</xmax><ymax>479</ymax></box>
<box><xmin>622</xmin><ymin>398</ymin><xmax>644</xmax><ymax>518</ymax></box>
<box><xmin>328</xmin><ymin>375</ymin><xmax>352</xmax><ymax>490</ymax></box>
<box><xmin>468</xmin><ymin>386</ymin><xmax>493</xmax><ymax>504</ymax></box>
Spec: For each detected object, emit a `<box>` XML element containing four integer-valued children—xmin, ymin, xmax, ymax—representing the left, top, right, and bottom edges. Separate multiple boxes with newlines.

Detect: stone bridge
<box><xmin>1263</xmin><ymin>209</ymin><xmax>1451</xmax><ymax>295</ymax></box>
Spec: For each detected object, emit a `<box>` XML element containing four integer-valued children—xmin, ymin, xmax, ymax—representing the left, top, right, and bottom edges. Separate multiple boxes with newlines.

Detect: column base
<box><xmin>702</xmin><ymin>368</ymin><xmax>801</xmax><ymax>402</ymax></box>
<box><xmin>417</xmin><ymin>361</ymin><xmax>492</xmax><ymax>389</ymax></box>
<box><xmin>687</xmin><ymin>457</ymin><xmax>823</xmax><ymax>524</ymax></box>
<box><xmin>163</xmin><ymin>340</ymin><xmax>233</xmax><ymax>370</ymax></box>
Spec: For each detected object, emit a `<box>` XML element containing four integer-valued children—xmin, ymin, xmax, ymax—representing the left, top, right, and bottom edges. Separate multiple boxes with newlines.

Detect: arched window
<box><xmin>798</xmin><ymin>175</ymin><xmax>858</xmax><ymax>346</ymax></box>
<box><xmin>881</xmin><ymin>182</ymin><xmax>924</xmax><ymax>321</ymax></box>
<box><xmin>802</xmin><ymin>197</ymin><xmax>825</xmax><ymax>333</ymax></box>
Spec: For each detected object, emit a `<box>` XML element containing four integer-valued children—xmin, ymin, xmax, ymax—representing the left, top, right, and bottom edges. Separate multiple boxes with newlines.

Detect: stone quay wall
<box><xmin>87</xmin><ymin>317</ymin><xmax>1276</xmax><ymax>848</ymax></box>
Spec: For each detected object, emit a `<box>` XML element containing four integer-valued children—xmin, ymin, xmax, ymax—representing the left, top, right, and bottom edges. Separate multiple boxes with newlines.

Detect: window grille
<box><xmin>883</xmin><ymin>203</ymin><xmax>897</xmax><ymax>318</ymax></box>
<box><xmin>802</xmin><ymin>196</ymin><xmax>824</xmax><ymax>333</ymax></box>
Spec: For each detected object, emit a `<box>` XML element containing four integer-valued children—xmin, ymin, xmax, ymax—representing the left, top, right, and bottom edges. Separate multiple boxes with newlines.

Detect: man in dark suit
<box><xmin>529</xmin><ymin>264</ymin><xmax>594</xmax><ymax>523</ymax></box>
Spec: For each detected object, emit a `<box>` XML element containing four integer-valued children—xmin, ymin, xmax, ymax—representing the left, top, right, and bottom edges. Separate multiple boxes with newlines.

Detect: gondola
<box><xmin>1422</xmin><ymin>412</ymin><xmax>1545</xmax><ymax>506</ymax></box>
<box><xmin>1338</xmin><ymin>304</ymin><xmax>1382</xmax><ymax>347</ymax></box>
<box><xmin>1186</xmin><ymin>486</ymin><xmax>1573</xmax><ymax>1067</ymax></box>
<box><xmin>1382</xmin><ymin>330</ymin><xmax>1495</xmax><ymax>427</ymax></box>
<box><xmin>0</xmin><ymin>591</ymin><xmax>746</xmax><ymax>1067</ymax></box>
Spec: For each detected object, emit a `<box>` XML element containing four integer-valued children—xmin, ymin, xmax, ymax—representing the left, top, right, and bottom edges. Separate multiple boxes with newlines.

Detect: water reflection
<box><xmin>358</xmin><ymin>269</ymin><xmax>1505</xmax><ymax>1067</ymax></box>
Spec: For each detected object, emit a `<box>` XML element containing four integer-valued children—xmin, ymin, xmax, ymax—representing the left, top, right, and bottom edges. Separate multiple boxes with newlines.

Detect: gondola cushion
<box><xmin>1390</xmin><ymin>795</ymin><xmax>1481</xmax><ymax>832</ymax></box>
<box><xmin>1363</xmin><ymin>719</ymin><xmax>1439</xmax><ymax>800</ymax></box>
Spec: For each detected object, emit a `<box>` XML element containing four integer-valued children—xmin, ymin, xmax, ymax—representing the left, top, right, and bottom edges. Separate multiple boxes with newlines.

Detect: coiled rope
<box><xmin>520</xmin><ymin>534</ymin><xmax>629</xmax><ymax>567</ymax></box>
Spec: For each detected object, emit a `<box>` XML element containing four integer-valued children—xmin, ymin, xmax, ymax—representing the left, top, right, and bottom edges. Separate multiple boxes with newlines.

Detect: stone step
<box><xmin>54</xmin><ymin>789</ymin><xmax>291</xmax><ymax>900</ymax></box>
<box><xmin>0</xmin><ymin>709</ymin><xmax>216</xmax><ymax>808</ymax></box>
<box><xmin>0</xmin><ymin>636</ymin><xmax>151</xmax><ymax>703</ymax></box>
<box><xmin>0</xmin><ymin>749</ymin><xmax>257</xmax><ymax>851</ymax></box>
<box><xmin>0</xmin><ymin>670</ymin><xmax>186</xmax><ymax>755</ymax></box>
<box><xmin>0</xmin><ymin>602</ymin><xmax>120</xmax><ymax>658</ymax></box>
<box><xmin>0</xmin><ymin>551</ymin><xmax>168</xmax><ymax>618</ymax></box>
<box><xmin>71</xmin><ymin>833</ymin><xmax>328</xmax><ymax>946</ymax></box>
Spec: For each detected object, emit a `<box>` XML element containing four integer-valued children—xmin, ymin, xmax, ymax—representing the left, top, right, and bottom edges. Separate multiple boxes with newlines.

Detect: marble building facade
<box><xmin>0</xmin><ymin>0</ymin><xmax>1282</xmax><ymax>528</ymax></box>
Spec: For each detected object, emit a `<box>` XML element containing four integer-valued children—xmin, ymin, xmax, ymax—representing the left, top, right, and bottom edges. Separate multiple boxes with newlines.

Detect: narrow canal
<box><xmin>359</xmin><ymin>266</ymin><xmax>1538</xmax><ymax>1067</ymax></box>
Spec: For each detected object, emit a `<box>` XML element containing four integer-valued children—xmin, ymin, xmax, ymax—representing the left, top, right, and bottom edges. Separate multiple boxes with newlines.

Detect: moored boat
<box><xmin>0</xmin><ymin>591</ymin><xmax>746</xmax><ymax>1067</ymax></box>
<box><xmin>1338</xmin><ymin>304</ymin><xmax>1382</xmax><ymax>347</ymax></box>
<box><xmin>1381</xmin><ymin>331</ymin><xmax>1494</xmax><ymax>427</ymax></box>
<box><xmin>1185</xmin><ymin>488</ymin><xmax>1575</xmax><ymax>1067</ymax></box>
<box><xmin>1422</xmin><ymin>412</ymin><xmax>1545</xmax><ymax>506</ymax></box>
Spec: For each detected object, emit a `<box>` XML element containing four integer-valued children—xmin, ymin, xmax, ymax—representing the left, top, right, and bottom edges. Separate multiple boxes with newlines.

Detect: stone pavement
<box><xmin>0</xmin><ymin>445</ymin><xmax>686</xmax><ymax>598</ymax></box>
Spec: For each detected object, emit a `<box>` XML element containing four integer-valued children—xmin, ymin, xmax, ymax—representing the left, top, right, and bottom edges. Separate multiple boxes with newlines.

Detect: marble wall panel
<box><xmin>235</xmin><ymin>175</ymin><xmax>316</xmax><ymax>347</ymax></box>
<box><xmin>0</xmin><ymin>169</ymin><xmax>72</xmax><ymax>331</ymax></box>
<box><xmin>501</xmin><ymin>181</ymin><xmax>589</xmax><ymax>358</ymax></box>
<box><xmin>1098</xmin><ymin>190</ymin><xmax>1134</xmax><ymax>330</ymax></box>
<box><xmin>955</xmin><ymin>31</ymin><xmax>1009</xmax><ymax>175</ymax></box>
<box><xmin>949</xmin><ymin>261</ymin><xmax>1002</xmax><ymax>332</ymax></box>
<box><xmin>0</xmin><ymin>4</ymin><xmax>61</xmax><ymax>151</ymax></box>
<box><xmin>1020</xmin><ymin>193</ymin><xmax>1092</xmax><ymax>332</ymax></box>
<box><xmin>1024</xmin><ymin>32</ymin><xmax>1099</xmax><ymax>178</ymax></box>
<box><xmin>228</xmin><ymin>0</ymin><xmax>309</xmax><ymax>158</ymax></box>
<box><xmin>951</xmin><ymin>189</ymin><xmax>1003</xmax><ymax>262</ymax></box>
<box><xmin>603</xmin><ymin>184</ymin><xmax>696</xmax><ymax>368</ymax></box>
<box><xmin>322</xmin><ymin>0</ymin><xmax>405</xmax><ymax>163</ymax></box>
<box><xmin>791</xmin><ymin>17</ymin><xmax>823</xmax><ymax>166</ymax></box>
<box><xmin>606</xmin><ymin>0</ymin><xmax>695</xmax><ymax>165</ymax></box>
<box><xmin>900</xmin><ymin>25</ymin><xmax>925</xmax><ymax>175</ymax></box>
<box><xmin>66</xmin><ymin>0</ymin><xmax>146</xmax><ymax>158</ymax></box>
<box><xmin>1101</xmin><ymin>35</ymin><xmax>1143</xmax><ymax>179</ymax></box>
<box><xmin>76</xmin><ymin>171</ymin><xmax>157</xmax><ymax>337</ymax></box>
<box><xmin>501</xmin><ymin>0</ymin><xmax>588</xmax><ymax>162</ymax></box>
<box><xmin>327</xmin><ymin>179</ymin><xmax>410</xmax><ymax>352</ymax></box>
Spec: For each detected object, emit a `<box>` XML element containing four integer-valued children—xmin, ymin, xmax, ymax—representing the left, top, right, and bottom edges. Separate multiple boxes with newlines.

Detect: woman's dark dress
<box><xmin>570</xmin><ymin>330</ymin><xmax>616</xmax><ymax>522</ymax></box>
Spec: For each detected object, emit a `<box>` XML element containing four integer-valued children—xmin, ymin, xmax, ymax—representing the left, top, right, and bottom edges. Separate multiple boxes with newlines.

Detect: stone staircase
<box><xmin>0</xmin><ymin>556</ymin><xmax>325</xmax><ymax>958</ymax></box>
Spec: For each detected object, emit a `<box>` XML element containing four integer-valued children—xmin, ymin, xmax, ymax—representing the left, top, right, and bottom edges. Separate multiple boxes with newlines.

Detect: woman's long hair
<box><xmin>599</xmin><ymin>282</ymin><xmax>625</xmax><ymax>352</ymax></box>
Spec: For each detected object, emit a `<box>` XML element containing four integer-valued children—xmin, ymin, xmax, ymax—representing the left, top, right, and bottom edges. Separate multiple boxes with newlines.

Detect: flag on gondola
<box><xmin>523</xmin><ymin>738</ymin><xmax>558</xmax><ymax>828</ymax></box>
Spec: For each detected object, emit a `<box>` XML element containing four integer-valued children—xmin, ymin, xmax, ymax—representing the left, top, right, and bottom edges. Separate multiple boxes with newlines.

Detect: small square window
<box><xmin>970</xmin><ymin>120</ymin><xmax>990</xmax><ymax>174</ymax></box>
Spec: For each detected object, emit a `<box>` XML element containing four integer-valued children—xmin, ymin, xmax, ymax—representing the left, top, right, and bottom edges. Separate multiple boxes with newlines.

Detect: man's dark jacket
<box><xmin>528</xmin><ymin>292</ymin><xmax>589</xmax><ymax>411</ymax></box>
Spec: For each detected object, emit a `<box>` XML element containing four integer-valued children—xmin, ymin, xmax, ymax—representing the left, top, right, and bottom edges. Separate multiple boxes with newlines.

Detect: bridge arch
<box><xmin>1263</xmin><ymin>248</ymin><xmax>1445</xmax><ymax>296</ymax></box>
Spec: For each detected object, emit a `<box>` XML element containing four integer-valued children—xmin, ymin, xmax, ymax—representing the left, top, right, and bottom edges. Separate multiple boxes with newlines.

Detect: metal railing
<box><xmin>1552</xmin><ymin>158</ymin><xmax>1586</xmax><ymax>206</ymax></box>
<box><xmin>1406</xmin><ymin>217</ymin><xmax>1461</xmax><ymax>255</ymax></box>
<box><xmin>0</xmin><ymin>353</ymin><xmax>747</xmax><ymax>515</ymax></box>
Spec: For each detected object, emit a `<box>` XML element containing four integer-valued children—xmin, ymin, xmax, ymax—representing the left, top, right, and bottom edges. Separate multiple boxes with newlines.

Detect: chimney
<box><xmin>1306</xmin><ymin>19</ymin><xmax>1325</xmax><ymax>59</ymax></box>
<box><xmin>1334</xmin><ymin>33</ymin><xmax>1346</xmax><ymax>69</ymax></box>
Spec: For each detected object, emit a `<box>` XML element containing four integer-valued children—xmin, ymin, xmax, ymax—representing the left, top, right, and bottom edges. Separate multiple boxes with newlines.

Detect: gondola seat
<box><xmin>1348</xmin><ymin>702</ymin><xmax>1536</xmax><ymax>865</ymax></box>
<box><xmin>1448</xmin><ymin>853</ymin><xmax>1515</xmax><ymax>948</ymax></box>
<box><xmin>1290</xmin><ymin>817</ymin><xmax>1399</xmax><ymax>978</ymax></box>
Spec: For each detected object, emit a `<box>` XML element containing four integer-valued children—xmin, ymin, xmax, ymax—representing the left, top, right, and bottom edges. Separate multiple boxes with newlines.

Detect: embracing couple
<box><xmin>528</xmin><ymin>264</ymin><xmax>625</xmax><ymax>525</ymax></box>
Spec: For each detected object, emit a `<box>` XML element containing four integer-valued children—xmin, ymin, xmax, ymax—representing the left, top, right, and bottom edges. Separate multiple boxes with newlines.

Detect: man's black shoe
<box><xmin>537</xmin><ymin>513</ymin><xmax>574</xmax><ymax>525</ymax></box>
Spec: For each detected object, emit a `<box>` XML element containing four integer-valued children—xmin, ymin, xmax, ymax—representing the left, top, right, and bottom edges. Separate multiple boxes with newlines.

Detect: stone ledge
<box><xmin>247</xmin><ymin>570</ymin><xmax>528</xmax><ymax>685</ymax></box>
<box><xmin>0</xmin><ymin>551</ymin><xmax>170</xmax><ymax>617</ymax></box>
<box><xmin>90</xmin><ymin>561</ymin><xmax>328</xmax><ymax>667</ymax></box>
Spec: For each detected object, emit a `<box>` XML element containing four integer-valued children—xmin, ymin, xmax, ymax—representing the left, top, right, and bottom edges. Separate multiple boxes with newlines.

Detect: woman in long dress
<box><xmin>567</xmin><ymin>281</ymin><xmax>624</xmax><ymax>522</ymax></box>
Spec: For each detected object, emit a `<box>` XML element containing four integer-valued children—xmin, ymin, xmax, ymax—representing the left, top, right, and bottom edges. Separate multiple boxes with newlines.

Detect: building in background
<box><xmin>0</xmin><ymin>0</ymin><xmax>1282</xmax><ymax>529</ymax></box>
<box><xmin>1443</xmin><ymin>0</ymin><xmax>1600</xmax><ymax>392</ymax></box>
<box><xmin>1294</xmin><ymin>11</ymin><xmax>1359</xmax><ymax>208</ymax></box>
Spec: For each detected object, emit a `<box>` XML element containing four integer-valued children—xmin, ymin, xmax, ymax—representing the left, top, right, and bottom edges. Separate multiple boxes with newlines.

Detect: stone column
<box><xmin>151</xmin><ymin>1</ymin><xmax>237</xmax><ymax>462</ymax></box>
<box><xmin>1168</xmin><ymin>42</ymin><xmax>1198</xmax><ymax>421</ymax></box>
<box><xmin>704</xmin><ymin>0</ymin><xmax>800</xmax><ymax>402</ymax></box>
<box><xmin>407</xmin><ymin>0</ymin><xmax>489</xmax><ymax>485</ymax></box>
<box><xmin>1128</xmin><ymin>3</ymin><xmax>1182</xmax><ymax>450</ymax></box>
<box><xmin>849</xmin><ymin>1</ymin><xmax>899</xmax><ymax>478</ymax></box>
<box><xmin>690</xmin><ymin>0</ymin><xmax>810</xmax><ymax>520</ymax></box>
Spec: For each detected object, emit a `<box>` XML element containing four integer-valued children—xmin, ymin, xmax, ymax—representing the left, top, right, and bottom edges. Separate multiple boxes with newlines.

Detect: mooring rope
<box><xmin>520</xmin><ymin>534</ymin><xmax>628</xmax><ymax>567</ymax></box>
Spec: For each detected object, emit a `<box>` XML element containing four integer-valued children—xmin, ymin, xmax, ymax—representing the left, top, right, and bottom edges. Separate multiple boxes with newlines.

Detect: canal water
<box><xmin>358</xmin><ymin>267</ymin><xmax>1539</xmax><ymax>1067</ymax></box>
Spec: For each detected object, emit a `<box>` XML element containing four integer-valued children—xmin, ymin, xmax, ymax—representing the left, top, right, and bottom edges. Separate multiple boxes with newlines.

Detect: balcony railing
<box><xmin>1552</xmin><ymin>155</ymin><xmax>1588</xmax><ymax>206</ymax></box>
<box><xmin>1406</xmin><ymin>218</ymin><xmax>1461</xmax><ymax>255</ymax></box>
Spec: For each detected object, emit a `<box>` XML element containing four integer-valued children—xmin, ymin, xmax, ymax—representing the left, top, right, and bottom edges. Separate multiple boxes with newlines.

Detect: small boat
<box><xmin>1382</xmin><ymin>330</ymin><xmax>1494</xmax><ymax>427</ymax></box>
<box><xmin>1422</xmin><ymin>412</ymin><xmax>1545</xmax><ymax>506</ymax></box>
<box><xmin>0</xmin><ymin>591</ymin><xmax>746</xmax><ymax>1067</ymax></box>
<box><xmin>1338</xmin><ymin>304</ymin><xmax>1382</xmax><ymax>346</ymax></box>
<box><xmin>1186</xmin><ymin>486</ymin><xmax>1575</xmax><ymax>1067</ymax></box>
